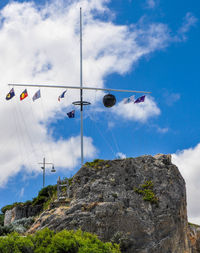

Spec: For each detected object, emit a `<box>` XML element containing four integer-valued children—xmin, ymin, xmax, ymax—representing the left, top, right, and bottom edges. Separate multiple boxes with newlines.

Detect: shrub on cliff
<box><xmin>0</xmin><ymin>215</ymin><xmax>4</xmax><ymax>226</ymax></box>
<box><xmin>0</xmin><ymin>225</ymin><xmax>13</xmax><ymax>236</ymax></box>
<box><xmin>32</xmin><ymin>185</ymin><xmax>56</xmax><ymax>207</ymax></box>
<box><xmin>0</xmin><ymin>228</ymin><xmax>121</xmax><ymax>253</ymax></box>
<box><xmin>1</xmin><ymin>185</ymin><xmax>57</xmax><ymax>215</ymax></box>
<box><xmin>12</xmin><ymin>217</ymin><xmax>35</xmax><ymax>234</ymax></box>
<box><xmin>0</xmin><ymin>217</ymin><xmax>35</xmax><ymax>236</ymax></box>
<box><xmin>1</xmin><ymin>202</ymin><xmax>23</xmax><ymax>214</ymax></box>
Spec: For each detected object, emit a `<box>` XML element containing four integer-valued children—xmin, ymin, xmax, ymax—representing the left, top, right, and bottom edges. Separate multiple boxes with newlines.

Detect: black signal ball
<box><xmin>103</xmin><ymin>94</ymin><xmax>116</xmax><ymax>108</ymax></box>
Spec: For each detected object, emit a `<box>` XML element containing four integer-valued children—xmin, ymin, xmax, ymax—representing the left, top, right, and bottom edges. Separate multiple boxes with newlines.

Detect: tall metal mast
<box><xmin>80</xmin><ymin>8</ymin><xmax>84</xmax><ymax>166</ymax></box>
<box><xmin>8</xmin><ymin>8</ymin><xmax>151</xmax><ymax>168</ymax></box>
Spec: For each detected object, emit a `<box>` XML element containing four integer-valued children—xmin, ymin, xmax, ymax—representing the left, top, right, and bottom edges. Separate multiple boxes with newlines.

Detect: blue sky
<box><xmin>0</xmin><ymin>0</ymin><xmax>200</xmax><ymax>223</ymax></box>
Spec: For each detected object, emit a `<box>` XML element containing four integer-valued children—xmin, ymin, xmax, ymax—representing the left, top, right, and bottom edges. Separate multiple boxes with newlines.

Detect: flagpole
<box><xmin>8</xmin><ymin>8</ymin><xmax>151</xmax><ymax>169</ymax></box>
<box><xmin>80</xmin><ymin>7</ymin><xmax>84</xmax><ymax>167</ymax></box>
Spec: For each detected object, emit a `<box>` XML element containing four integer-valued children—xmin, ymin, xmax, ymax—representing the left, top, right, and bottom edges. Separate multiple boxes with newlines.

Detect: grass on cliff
<box><xmin>134</xmin><ymin>180</ymin><xmax>159</xmax><ymax>205</ymax></box>
<box><xmin>85</xmin><ymin>159</ymin><xmax>110</xmax><ymax>169</ymax></box>
<box><xmin>188</xmin><ymin>222</ymin><xmax>200</xmax><ymax>228</ymax></box>
<box><xmin>1</xmin><ymin>185</ymin><xmax>57</xmax><ymax>215</ymax></box>
<box><xmin>0</xmin><ymin>228</ymin><xmax>121</xmax><ymax>253</ymax></box>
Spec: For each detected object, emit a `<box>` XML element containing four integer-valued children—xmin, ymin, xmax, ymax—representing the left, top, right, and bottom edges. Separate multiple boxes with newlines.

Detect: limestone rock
<box><xmin>4</xmin><ymin>204</ymin><xmax>42</xmax><ymax>226</ymax></box>
<box><xmin>28</xmin><ymin>155</ymin><xmax>191</xmax><ymax>253</ymax></box>
<box><xmin>188</xmin><ymin>224</ymin><xmax>200</xmax><ymax>252</ymax></box>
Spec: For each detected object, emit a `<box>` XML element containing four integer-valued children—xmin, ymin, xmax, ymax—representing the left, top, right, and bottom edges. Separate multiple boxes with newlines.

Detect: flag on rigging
<box><xmin>67</xmin><ymin>110</ymin><xmax>75</xmax><ymax>118</ymax></box>
<box><xmin>32</xmin><ymin>89</ymin><xmax>41</xmax><ymax>102</ymax></box>
<box><xmin>134</xmin><ymin>95</ymin><xmax>145</xmax><ymax>104</ymax></box>
<box><xmin>20</xmin><ymin>89</ymin><xmax>28</xmax><ymax>101</ymax></box>
<box><xmin>6</xmin><ymin>88</ymin><xmax>15</xmax><ymax>100</ymax></box>
<box><xmin>123</xmin><ymin>95</ymin><xmax>134</xmax><ymax>104</ymax></box>
<box><xmin>58</xmin><ymin>90</ymin><xmax>67</xmax><ymax>101</ymax></box>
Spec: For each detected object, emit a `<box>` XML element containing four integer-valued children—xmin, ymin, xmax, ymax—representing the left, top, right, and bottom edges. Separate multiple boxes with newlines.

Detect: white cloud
<box><xmin>0</xmin><ymin>132</ymin><xmax>97</xmax><ymax>187</ymax></box>
<box><xmin>157</xmin><ymin>127</ymin><xmax>168</xmax><ymax>133</ymax></box>
<box><xmin>162</xmin><ymin>89</ymin><xmax>181</xmax><ymax>106</ymax></box>
<box><xmin>177</xmin><ymin>12</ymin><xmax>198</xmax><ymax>41</ymax></box>
<box><xmin>0</xmin><ymin>0</ymin><xmax>196</xmax><ymax>187</ymax></box>
<box><xmin>145</xmin><ymin>0</ymin><xmax>156</xmax><ymax>9</ymax></box>
<box><xmin>164</xmin><ymin>92</ymin><xmax>181</xmax><ymax>106</ymax></box>
<box><xmin>112</xmin><ymin>96</ymin><xmax>160</xmax><ymax>122</ymax></box>
<box><xmin>172</xmin><ymin>144</ymin><xmax>200</xmax><ymax>224</ymax></box>
<box><xmin>116</xmin><ymin>152</ymin><xmax>126</xmax><ymax>159</ymax></box>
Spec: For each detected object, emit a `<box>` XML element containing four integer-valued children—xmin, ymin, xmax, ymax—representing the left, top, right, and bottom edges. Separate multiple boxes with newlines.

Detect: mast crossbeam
<box><xmin>8</xmin><ymin>83</ymin><xmax>151</xmax><ymax>94</ymax></box>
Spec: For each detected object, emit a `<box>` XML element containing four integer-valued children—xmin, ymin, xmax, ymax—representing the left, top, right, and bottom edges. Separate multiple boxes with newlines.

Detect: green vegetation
<box><xmin>0</xmin><ymin>217</ymin><xmax>35</xmax><ymax>236</ymax></box>
<box><xmin>134</xmin><ymin>180</ymin><xmax>159</xmax><ymax>205</ymax></box>
<box><xmin>1</xmin><ymin>185</ymin><xmax>57</xmax><ymax>215</ymax></box>
<box><xmin>0</xmin><ymin>228</ymin><xmax>121</xmax><ymax>253</ymax></box>
<box><xmin>32</xmin><ymin>185</ymin><xmax>57</xmax><ymax>207</ymax></box>
<box><xmin>188</xmin><ymin>222</ymin><xmax>200</xmax><ymax>228</ymax></box>
<box><xmin>62</xmin><ymin>176</ymin><xmax>74</xmax><ymax>187</ymax></box>
<box><xmin>0</xmin><ymin>215</ymin><xmax>4</xmax><ymax>227</ymax></box>
<box><xmin>111</xmin><ymin>231</ymin><xmax>132</xmax><ymax>253</ymax></box>
<box><xmin>1</xmin><ymin>203</ymin><xmax>23</xmax><ymax>214</ymax></box>
<box><xmin>85</xmin><ymin>159</ymin><xmax>107</xmax><ymax>169</ymax></box>
<box><xmin>0</xmin><ymin>185</ymin><xmax>57</xmax><ymax>236</ymax></box>
<box><xmin>0</xmin><ymin>225</ymin><xmax>13</xmax><ymax>236</ymax></box>
<box><xmin>68</xmin><ymin>177</ymin><xmax>73</xmax><ymax>186</ymax></box>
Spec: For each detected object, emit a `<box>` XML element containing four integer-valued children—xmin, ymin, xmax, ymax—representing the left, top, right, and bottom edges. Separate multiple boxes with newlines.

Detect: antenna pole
<box><xmin>80</xmin><ymin>7</ymin><xmax>84</xmax><ymax>167</ymax></box>
<box><xmin>39</xmin><ymin>158</ymin><xmax>55</xmax><ymax>188</ymax></box>
<box><xmin>42</xmin><ymin>157</ymin><xmax>45</xmax><ymax>188</ymax></box>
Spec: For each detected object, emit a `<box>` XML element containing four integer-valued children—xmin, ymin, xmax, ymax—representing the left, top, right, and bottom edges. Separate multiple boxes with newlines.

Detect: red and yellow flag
<box><xmin>20</xmin><ymin>89</ymin><xmax>28</xmax><ymax>101</ymax></box>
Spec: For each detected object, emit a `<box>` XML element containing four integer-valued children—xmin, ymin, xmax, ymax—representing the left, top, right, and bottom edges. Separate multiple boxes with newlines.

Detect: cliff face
<box><xmin>188</xmin><ymin>224</ymin><xmax>200</xmax><ymax>252</ymax></box>
<box><xmin>4</xmin><ymin>205</ymin><xmax>42</xmax><ymax>226</ymax></box>
<box><xmin>27</xmin><ymin>154</ymin><xmax>191</xmax><ymax>253</ymax></box>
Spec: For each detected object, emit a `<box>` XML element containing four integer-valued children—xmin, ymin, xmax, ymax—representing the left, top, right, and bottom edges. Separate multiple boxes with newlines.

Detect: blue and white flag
<box><xmin>58</xmin><ymin>90</ymin><xmax>67</xmax><ymax>101</ymax></box>
<box><xmin>123</xmin><ymin>95</ymin><xmax>134</xmax><ymax>104</ymax></box>
<box><xmin>32</xmin><ymin>89</ymin><xmax>41</xmax><ymax>102</ymax></box>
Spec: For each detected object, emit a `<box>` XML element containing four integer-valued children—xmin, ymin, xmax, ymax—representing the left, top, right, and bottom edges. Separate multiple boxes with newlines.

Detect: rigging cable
<box><xmin>0</xmin><ymin>100</ymin><xmax>23</xmax><ymax>164</ymax></box>
<box><xmin>84</xmin><ymin>100</ymin><xmax>116</xmax><ymax>158</ymax></box>
<box><xmin>27</xmin><ymin>91</ymin><xmax>46</xmax><ymax>159</ymax></box>
<box><xmin>12</xmin><ymin>97</ymin><xmax>36</xmax><ymax>170</ymax></box>
<box><xmin>16</xmin><ymin>96</ymin><xmax>39</xmax><ymax>164</ymax></box>
<box><xmin>39</xmin><ymin>90</ymin><xmax>55</xmax><ymax>164</ymax></box>
<box><xmin>104</xmin><ymin>108</ymin><xmax>120</xmax><ymax>156</ymax></box>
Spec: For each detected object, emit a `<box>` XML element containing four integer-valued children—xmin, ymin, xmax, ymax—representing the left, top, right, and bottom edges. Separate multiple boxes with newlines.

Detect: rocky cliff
<box><xmin>26</xmin><ymin>154</ymin><xmax>191</xmax><ymax>253</ymax></box>
<box><xmin>188</xmin><ymin>223</ymin><xmax>200</xmax><ymax>252</ymax></box>
<box><xmin>4</xmin><ymin>205</ymin><xmax>42</xmax><ymax>226</ymax></box>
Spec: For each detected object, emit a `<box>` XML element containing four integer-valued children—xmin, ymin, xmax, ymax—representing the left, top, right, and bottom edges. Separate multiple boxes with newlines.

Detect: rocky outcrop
<box><xmin>188</xmin><ymin>224</ymin><xmax>200</xmax><ymax>253</ymax></box>
<box><xmin>28</xmin><ymin>154</ymin><xmax>191</xmax><ymax>253</ymax></box>
<box><xmin>4</xmin><ymin>204</ymin><xmax>42</xmax><ymax>226</ymax></box>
